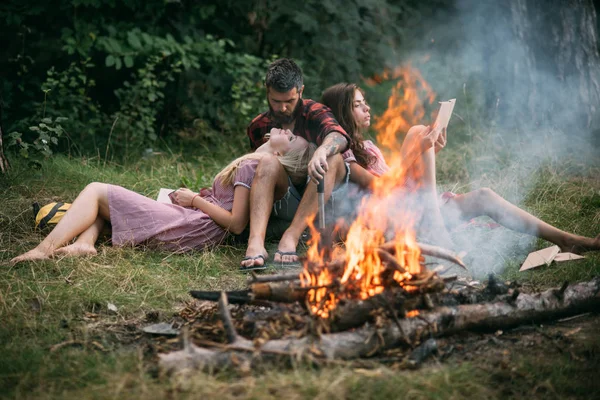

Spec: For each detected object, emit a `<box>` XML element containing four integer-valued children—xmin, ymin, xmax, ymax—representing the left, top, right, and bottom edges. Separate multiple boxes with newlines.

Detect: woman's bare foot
<box><xmin>560</xmin><ymin>233</ymin><xmax>600</xmax><ymax>254</ymax></box>
<box><xmin>53</xmin><ymin>243</ymin><xmax>98</xmax><ymax>258</ymax></box>
<box><xmin>241</xmin><ymin>239</ymin><xmax>268</xmax><ymax>268</ymax></box>
<box><xmin>10</xmin><ymin>248</ymin><xmax>52</xmax><ymax>265</ymax></box>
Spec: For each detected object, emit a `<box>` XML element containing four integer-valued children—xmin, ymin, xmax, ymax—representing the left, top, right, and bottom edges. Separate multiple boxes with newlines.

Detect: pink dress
<box><xmin>108</xmin><ymin>159</ymin><xmax>258</xmax><ymax>252</ymax></box>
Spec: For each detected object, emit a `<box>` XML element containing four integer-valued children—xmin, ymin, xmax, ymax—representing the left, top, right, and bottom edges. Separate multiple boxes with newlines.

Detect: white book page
<box><xmin>433</xmin><ymin>98</ymin><xmax>456</xmax><ymax>134</ymax></box>
<box><xmin>156</xmin><ymin>188</ymin><xmax>175</xmax><ymax>204</ymax></box>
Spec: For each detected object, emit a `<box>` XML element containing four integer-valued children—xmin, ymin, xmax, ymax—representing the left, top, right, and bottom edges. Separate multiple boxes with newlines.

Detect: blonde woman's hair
<box><xmin>215</xmin><ymin>143</ymin><xmax>317</xmax><ymax>186</ymax></box>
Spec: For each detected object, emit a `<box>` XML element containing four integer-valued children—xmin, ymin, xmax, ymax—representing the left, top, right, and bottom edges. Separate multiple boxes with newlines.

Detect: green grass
<box><xmin>1</xmin><ymin>142</ymin><xmax>599</xmax><ymax>399</ymax></box>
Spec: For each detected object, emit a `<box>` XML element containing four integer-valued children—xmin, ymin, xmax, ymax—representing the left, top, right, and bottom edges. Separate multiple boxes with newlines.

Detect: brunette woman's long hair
<box><xmin>321</xmin><ymin>83</ymin><xmax>375</xmax><ymax>169</ymax></box>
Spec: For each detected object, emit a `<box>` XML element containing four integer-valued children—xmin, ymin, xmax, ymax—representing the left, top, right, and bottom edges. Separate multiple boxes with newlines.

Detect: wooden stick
<box><xmin>194</xmin><ymin>339</ymin><xmax>294</xmax><ymax>356</ymax></box>
<box><xmin>248</xmin><ymin>271</ymin><xmax>301</xmax><ymax>284</ymax></box>
<box><xmin>380</xmin><ymin>241</ymin><xmax>467</xmax><ymax>270</ymax></box>
<box><xmin>377</xmin><ymin>248</ymin><xmax>407</xmax><ymax>274</ymax></box>
<box><xmin>218</xmin><ymin>291</ymin><xmax>239</xmax><ymax>344</ymax></box>
<box><xmin>250</xmin><ymin>282</ymin><xmax>306</xmax><ymax>303</ymax></box>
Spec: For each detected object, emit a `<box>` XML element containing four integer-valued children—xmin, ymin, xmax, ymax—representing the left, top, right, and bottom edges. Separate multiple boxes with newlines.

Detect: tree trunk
<box><xmin>478</xmin><ymin>0</ymin><xmax>600</xmax><ymax>133</ymax></box>
<box><xmin>0</xmin><ymin>95</ymin><xmax>10</xmax><ymax>174</ymax></box>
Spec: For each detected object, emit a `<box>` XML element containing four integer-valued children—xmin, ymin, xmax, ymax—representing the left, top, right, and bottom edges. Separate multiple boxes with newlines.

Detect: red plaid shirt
<box><xmin>247</xmin><ymin>99</ymin><xmax>350</xmax><ymax>150</ymax></box>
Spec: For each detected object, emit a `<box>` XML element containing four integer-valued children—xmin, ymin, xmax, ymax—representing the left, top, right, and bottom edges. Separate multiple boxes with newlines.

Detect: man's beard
<box><xmin>269</xmin><ymin>97</ymin><xmax>303</xmax><ymax>126</ymax></box>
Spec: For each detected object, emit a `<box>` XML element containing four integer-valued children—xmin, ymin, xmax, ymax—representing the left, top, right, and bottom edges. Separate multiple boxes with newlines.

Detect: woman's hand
<box><xmin>405</xmin><ymin>125</ymin><xmax>439</xmax><ymax>153</ymax></box>
<box><xmin>434</xmin><ymin>127</ymin><xmax>447</xmax><ymax>153</ymax></box>
<box><xmin>172</xmin><ymin>188</ymin><xmax>197</xmax><ymax>207</ymax></box>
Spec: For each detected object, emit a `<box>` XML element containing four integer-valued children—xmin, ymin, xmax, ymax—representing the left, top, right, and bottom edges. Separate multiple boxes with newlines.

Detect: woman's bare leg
<box><xmin>10</xmin><ymin>182</ymin><xmax>111</xmax><ymax>264</ymax></box>
<box><xmin>408</xmin><ymin>147</ymin><xmax>453</xmax><ymax>247</ymax></box>
<box><xmin>53</xmin><ymin>217</ymin><xmax>105</xmax><ymax>257</ymax></box>
<box><xmin>443</xmin><ymin>188</ymin><xmax>600</xmax><ymax>254</ymax></box>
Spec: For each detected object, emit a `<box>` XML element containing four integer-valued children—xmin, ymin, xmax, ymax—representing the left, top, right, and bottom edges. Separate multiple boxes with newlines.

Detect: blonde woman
<box><xmin>11</xmin><ymin>129</ymin><xmax>315</xmax><ymax>265</ymax></box>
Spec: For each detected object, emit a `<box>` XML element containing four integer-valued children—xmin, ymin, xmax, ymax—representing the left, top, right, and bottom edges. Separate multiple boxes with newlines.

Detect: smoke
<box><xmin>361</xmin><ymin>0</ymin><xmax>600</xmax><ymax>278</ymax></box>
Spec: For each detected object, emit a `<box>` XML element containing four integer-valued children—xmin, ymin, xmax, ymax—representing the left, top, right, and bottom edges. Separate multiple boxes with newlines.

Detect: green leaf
<box><xmin>109</xmin><ymin>38</ymin><xmax>122</xmax><ymax>53</ymax></box>
<box><xmin>124</xmin><ymin>55</ymin><xmax>134</xmax><ymax>68</ymax></box>
<box><xmin>115</xmin><ymin>57</ymin><xmax>122</xmax><ymax>70</ymax></box>
<box><xmin>127</xmin><ymin>32</ymin><xmax>142</xmax><ymax>50</ymax></box>
<box><xmin>106</xmin><ymin>55</ymin><xmax>116</xmax><ymax>67</ymax></box>
<box><xmin>142</xmin><ymin>32</ymin><xmax>153</xmax><ymax>45</ymax></box>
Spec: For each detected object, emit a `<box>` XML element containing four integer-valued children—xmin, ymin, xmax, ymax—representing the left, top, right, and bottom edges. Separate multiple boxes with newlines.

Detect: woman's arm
<box><xmin>173</xmin><ymin>187</ymin><xmax>250</xmax><ymax>235</ymax></box>
<box><xmin>348</xmin><ymin>162</ymin><xmax>376</xmax><ymax>188</ymax></box>
<box><xmin>400</xmin><ymin>125</ymin><xmax>439</xmax><ymax>169</ymax></box>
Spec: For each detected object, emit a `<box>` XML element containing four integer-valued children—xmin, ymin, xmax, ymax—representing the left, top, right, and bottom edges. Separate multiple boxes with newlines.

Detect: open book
<box><xmin>156</xmin><ymin>188</ymin><xmax>175</xmax><ymax>204</ymax></box>
<box><xmin>433</xmin><ymin>98</ymin><xmax>456</xmax><ymax>135</ymax></box>
<box><xmin>519</xmin><ymin>245</ymin><xmax>585</xmax><ymax>271</ymax></box>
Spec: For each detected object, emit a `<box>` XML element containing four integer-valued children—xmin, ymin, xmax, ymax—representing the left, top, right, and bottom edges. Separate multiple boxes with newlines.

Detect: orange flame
<box><xmin>301</xmin><ymin>64</ymin><xmax>437</xmax><ymax>319</ymax></box>
<box><xmin>374</xmin><ymin>63</ymin><xmax>436</xmax><ymax>151</ymax></box>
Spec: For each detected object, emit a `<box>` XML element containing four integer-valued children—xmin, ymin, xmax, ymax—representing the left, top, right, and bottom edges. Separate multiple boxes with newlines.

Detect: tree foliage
<box><xmin>0</xmin><ymin>0</ymin><xmax>439</xmax><ymax>162</ymax></box>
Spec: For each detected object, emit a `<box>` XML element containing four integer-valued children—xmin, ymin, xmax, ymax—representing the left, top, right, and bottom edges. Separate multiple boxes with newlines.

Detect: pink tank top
<box><xmin>342</xmin><ymin>140</ymin><xmax>390</xmax><ymax>177</ymax></box>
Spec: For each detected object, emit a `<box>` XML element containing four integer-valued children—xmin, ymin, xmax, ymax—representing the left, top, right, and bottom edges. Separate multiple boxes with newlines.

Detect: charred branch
<box><xmin>218</xmin><ymin>292</ymin><xmax>240</xmax><ymax>344</ymax></box>
<box><xmin>380</xmin><ymin>241</ymin><xmax>466</xmax><ymax>269</ymax></box>
<box><xmin>250</xmin><ymin>282</ymin><xmax>306</xmax><ymax>303</ymax></box>
<box><xmin>248</xmin><ymin>271</ymin><xmax>301</xmax><ymax>284</ymax></box>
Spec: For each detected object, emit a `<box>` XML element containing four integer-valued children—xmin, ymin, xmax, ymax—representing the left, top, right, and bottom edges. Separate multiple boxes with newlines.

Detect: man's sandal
<box><xmin>273</xmin><ymin>250</ymin><xmax>301</xmax><ymax>268</ymax></box>
<box><xmin>239</xmin><ymin>255</ymin><xmax>267</xmax><ymax>272</ymax></box>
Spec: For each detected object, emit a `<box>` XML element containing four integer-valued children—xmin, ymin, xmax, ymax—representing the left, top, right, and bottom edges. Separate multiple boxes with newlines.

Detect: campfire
<box><xmin>156</xmin><ymin>65</ymin><xmax>600</xmax><ymax>374</ymax></box>
<box><xmin>300</xmin><ymin>63</ymin><xmax>441</xmax><ymax>319</ymax></box>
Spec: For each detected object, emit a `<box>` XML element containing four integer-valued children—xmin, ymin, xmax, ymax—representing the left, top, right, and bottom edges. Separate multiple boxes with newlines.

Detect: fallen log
<box><xmin>160</xmin><ymin>277</ymin><xmax>600</xmax><ymax>373</ymax></box>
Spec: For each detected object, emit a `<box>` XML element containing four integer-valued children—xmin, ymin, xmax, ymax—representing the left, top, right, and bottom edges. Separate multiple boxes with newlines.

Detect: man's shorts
<box><xmin>266</xmin><ymin>162</ymin><xmax>352</xmax><ymax>238</ymax></box>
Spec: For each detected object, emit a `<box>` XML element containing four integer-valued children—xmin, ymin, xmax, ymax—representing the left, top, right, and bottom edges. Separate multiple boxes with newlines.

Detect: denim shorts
<box><xmin>267</xmin><ymin>163</ymin><xmax>352</xmax><ymax>235</ymax></box>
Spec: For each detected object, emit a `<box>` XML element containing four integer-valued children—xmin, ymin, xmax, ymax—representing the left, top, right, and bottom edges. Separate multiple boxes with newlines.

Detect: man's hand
<box><xmin>308</xmin><ymin>147</ymin><xmax>328</xmax><ymax>183</ymax></box>
<box><xmin>434</xmin><ymin>127</ymin><xmax>447</xmax><ymax>153</ymax></box>
<box><xmin>308</xmin><ymin>131</ymin><xmax>348</xmax><ymax>183</ymax></box>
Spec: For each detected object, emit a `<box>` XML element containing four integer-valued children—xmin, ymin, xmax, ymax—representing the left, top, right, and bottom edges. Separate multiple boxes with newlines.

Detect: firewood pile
<box><xmin>156</xmin><ymin>242</ymin><xmax>600</xmax><ymax>374</ymax></box>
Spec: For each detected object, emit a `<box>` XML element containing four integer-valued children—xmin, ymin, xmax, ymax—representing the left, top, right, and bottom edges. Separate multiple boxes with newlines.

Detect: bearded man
<box><xmin>241</xmin><ymin>58</ymin><xmax>350</xmax><ymax>269</ymax></box>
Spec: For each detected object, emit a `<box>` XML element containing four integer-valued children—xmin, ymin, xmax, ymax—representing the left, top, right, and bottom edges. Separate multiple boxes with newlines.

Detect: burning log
<box><xmin>160</xmin><ymin>278</ymin><xmax>600</xmax><ymax>373</ymax></box>
<box><xmin>380</xmin><ymin>241</ymin><xmax>466</xmax><ymax>270</ymax></box>
<box><xmin>250</xmin><ymin>282</ymin><xmax>307</xmax><ymax>303</ymax></box>
<box><xmin>329</xmin><ymin>291</ymin><xmax>406</xmax><ymax>333</ymax></box>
